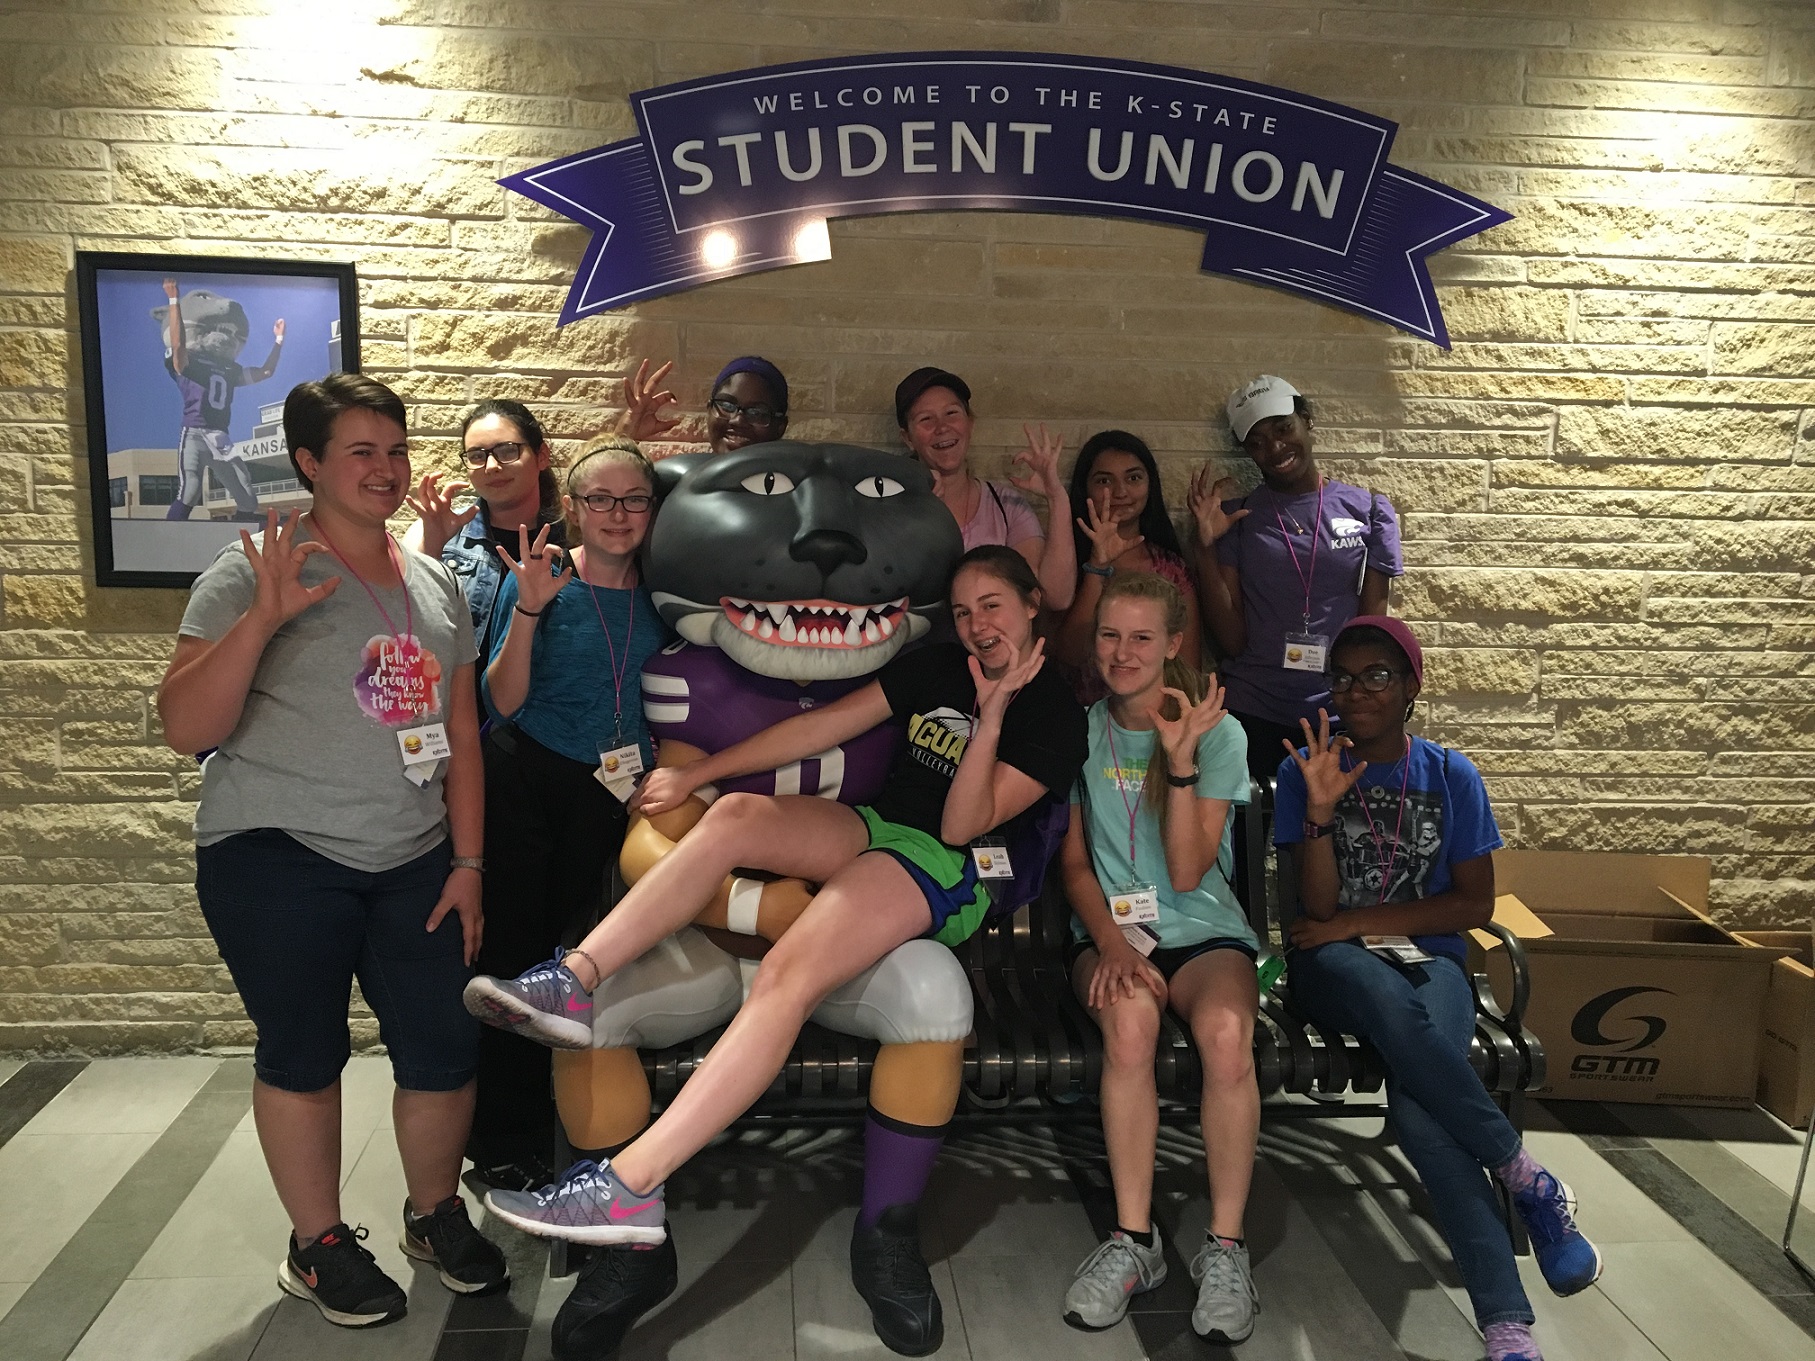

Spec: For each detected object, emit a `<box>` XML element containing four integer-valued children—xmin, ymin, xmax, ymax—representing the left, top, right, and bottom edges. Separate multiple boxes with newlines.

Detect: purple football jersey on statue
<box><xmin>640</xmin><ymin>641</ymin><xmax>896</xmax><ymax>804</ymax></box>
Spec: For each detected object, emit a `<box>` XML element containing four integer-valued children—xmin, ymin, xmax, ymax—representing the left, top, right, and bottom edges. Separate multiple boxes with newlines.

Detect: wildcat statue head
<box><xmin>646</xmin><ymin>441</ymin><xmax>962</xmax><ymax>683</ymax></box>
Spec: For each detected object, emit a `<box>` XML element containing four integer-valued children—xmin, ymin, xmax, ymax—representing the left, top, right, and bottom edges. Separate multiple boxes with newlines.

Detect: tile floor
<box><xmin>0</xmin><ymin>1056</ymin><xmax>1811</xmax><ymax>1361</ymax></box>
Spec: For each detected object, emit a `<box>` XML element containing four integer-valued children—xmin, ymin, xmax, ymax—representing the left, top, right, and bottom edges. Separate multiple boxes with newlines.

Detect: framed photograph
<box><xmin>76</xmin><ymin>252</ymin><xmax>361</xmax><ymax>587</ymax></box>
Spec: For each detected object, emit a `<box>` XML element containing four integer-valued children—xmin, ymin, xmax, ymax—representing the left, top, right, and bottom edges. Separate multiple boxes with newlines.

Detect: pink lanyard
<box><xmin>578</xmin><ymin>552</ymin><xmax>637</xmax><ymax>744</ymax></box>
<box><xmin>1103</xmin><ymin>718</ymin><xmax>1145</xmax><ymax>877</ymax></box>
<box><xmin>308</xmin><ymin>515</ymin><xmax>413</xmax><ymax>647</ymax></box>
<box><xmin>1274</xmin><ymin>479</ymin><xmax>1325</xmax><ymax>630</ymax></box>
<box><xmin>1342</xmin><ymin>736</ymin><xmax>1411</xmax><ymax>904</ymax></box>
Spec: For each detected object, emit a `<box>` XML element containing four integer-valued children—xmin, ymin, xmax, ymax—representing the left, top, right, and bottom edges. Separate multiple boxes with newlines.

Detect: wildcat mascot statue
<box><xmin>548</xmin><ymin>441</ymin><xmax>967</xmax><ymax>1360</ymax></box>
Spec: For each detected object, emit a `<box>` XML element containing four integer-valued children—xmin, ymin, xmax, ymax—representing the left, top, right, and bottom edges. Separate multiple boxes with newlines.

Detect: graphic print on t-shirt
<box><xmin>904</xmin><ymin>706</ymin><xmax>973</xmax><ymax>777</ymax></box>
<box><xmin>1333</xmin><ymin>785</ymin><xmax>1443</xmax><ymax>907</ymax></box>
<box><xmin>354</xmin><ymin>634</ymin><xmax>443</xmax><ymax>727</ymax></box>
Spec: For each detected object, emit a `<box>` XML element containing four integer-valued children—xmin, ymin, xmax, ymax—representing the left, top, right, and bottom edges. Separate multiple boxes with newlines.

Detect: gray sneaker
<box><xmin>1189</xmin><ymin>1236</ymin><xmax>1257</xmax><ymax>1343</ymax></box>
<box><xmin>463</xmin><ymin>954</ymin><xmax>594</xmax><ymax>1050</ymax></box>
<box><xmin>1062</xmin><ymin>1231</ymin><xmax>1167</xmax><ymax>1330</ymax></box>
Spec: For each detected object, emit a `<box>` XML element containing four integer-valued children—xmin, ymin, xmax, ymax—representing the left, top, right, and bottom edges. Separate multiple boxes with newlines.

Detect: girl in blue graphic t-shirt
<box><xmin>1057</xmin><ymin>572</ymin><xmax>1261</xmax><ymax>1344</ymax></box>
<box><xmin>1275</xmin><ymin>616</ymin><xmax>1600</xmax><ymax>1361</ymax></box>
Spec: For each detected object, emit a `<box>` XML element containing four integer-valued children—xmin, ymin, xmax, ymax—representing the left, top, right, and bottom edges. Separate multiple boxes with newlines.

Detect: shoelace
<box><xmin>1197</xmin><ymin>1241</ymin><xmax>1257</xmax><ymax>1303</ymax></box>
<box><xmin>1076</xmin><ymin>1236</ymin><xmax>1151</xmax><ymax>1289</ymax></box>
<box><xmin>1518</xmin><ymin>1176</ymin><xmax>1579</xmax><ymax>1245</ymax></box>
<box><xmin>871</xmin><ymin>1233</ymin><xmax>932</xmax><ymax>1294</ymax></box>
<box><xmin>316</xmin><ymin>1224</ymin><xmax>380</xmax><ymax>1266</ymax></box>
<box><xmin>532</xmin><ymin>1160</ymin><xmax>611</xmax><ymax>1209</ymax></box>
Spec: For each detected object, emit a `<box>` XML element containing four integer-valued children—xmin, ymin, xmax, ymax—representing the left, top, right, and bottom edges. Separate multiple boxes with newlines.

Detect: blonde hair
<box><xmin>563</xmin><ymin>434</ymin><xmax>655</xmax><ymax>538</ymax></box>
<box><xmin>1096</xmin><ymin>572</ymin><xmax>1204</xmax><ymax>831</ymax></box>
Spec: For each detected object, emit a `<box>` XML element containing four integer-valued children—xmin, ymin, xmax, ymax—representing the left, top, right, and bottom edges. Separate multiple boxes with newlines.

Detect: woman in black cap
<box><xmin>895</xmin><ymin>366</ymin><xmax>1076</xmax><ymax>610</ymax></box>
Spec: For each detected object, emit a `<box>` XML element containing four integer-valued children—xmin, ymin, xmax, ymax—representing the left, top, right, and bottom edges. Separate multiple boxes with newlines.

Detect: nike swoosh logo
<box><xmin>302</xmin><ymin>1268</ymin><xmax>319</xmax><ymax>1288</ymax></box>
<box><xmin>607</xmin><ymin>1200</ymin><xmax>646</xmax><ymax>1221</ymax></box>
<box><xmin>565</xmin><ymin>996</ymin><xmax>590</xmax><ymax>1012</ymax></box>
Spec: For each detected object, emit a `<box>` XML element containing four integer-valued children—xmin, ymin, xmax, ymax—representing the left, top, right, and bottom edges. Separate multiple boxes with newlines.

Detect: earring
<box><xmin>1404</xmin><ymin>699</ymin><xmax>1416</xmax><ymax>723</ymax></box>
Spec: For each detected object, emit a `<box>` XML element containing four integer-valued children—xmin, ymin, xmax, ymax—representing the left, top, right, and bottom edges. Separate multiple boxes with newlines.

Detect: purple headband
<box><xmin>711</xmin><ymin>356</ymin><xmax>789</xmax><ymax>413</ymax></box>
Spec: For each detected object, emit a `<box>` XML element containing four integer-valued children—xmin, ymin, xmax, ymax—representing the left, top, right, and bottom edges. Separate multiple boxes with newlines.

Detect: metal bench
<box><xmin>633</xmin><ymin>785</ymin><xmax>1546</xmax><ymax>1128</ymax></box>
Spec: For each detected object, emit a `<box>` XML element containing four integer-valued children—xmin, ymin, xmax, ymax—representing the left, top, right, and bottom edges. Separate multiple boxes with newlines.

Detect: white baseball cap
<box><xmin>1226</xmin><ymin>375</ymin><xmax>1302</xmax><ymax>442</ymax></box>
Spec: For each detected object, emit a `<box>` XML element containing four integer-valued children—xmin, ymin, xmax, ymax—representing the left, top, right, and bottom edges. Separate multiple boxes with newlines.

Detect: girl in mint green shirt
<box><xmin>1056</xmin><ymin>572</ymin><xmax>1262</xmax><ymax>1345</ymax></box>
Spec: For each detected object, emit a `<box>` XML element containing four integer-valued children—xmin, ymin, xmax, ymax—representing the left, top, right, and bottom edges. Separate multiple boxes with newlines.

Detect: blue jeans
<box><xmin>1289</xmin><ymin>941</ymin><xmax>1534</xmax><ymax>1328</ymax></box>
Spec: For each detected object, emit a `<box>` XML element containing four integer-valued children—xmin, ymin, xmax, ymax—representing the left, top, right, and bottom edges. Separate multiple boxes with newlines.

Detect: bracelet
<box><xmin>1165</xmin><ymin>767</ymin><xmax>1199</xmax><ymax>787</ymax></box>
<box><xmin>514</xmin><ymin>603</ymin><xmax>543</xmax><ymax>618</ymax></box>
<box><xmin>1080</xmin><ymin>562</ymin><xmax>1114</xmax><ymax>578</ymax></box>
<box><xmin>450</xmin><ymin>855</ymin><xmax>485</xmax><ymax>873</ymax></box>
<box><xmin>1304</xmin><ymin>819</ymin><xmax>1338</xmax><ymax>839</ymax></box>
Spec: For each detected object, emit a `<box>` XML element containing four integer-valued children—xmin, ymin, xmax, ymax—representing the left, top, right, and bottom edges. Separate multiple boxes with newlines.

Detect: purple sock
<box><xmin>858</xmin><ymin>1108</ymin><xmax>947</xmax><ymax>1230</ymax></box>
<box><xmin>1483</xmin><ymin>1321</ymin><xmax>1540</xmax><ymax>1360</ymax></box>
<box><xmin>1494</xmin><ymin>1145</ymin><xmax>1544</xmax><ymax>1195</ymax></box>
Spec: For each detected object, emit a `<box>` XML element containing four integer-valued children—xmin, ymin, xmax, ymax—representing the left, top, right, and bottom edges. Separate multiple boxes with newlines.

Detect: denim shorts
<box><xmin>196</xmin><ymin>829</ymin><xmax>477</xmax><ymax>1093</ymax></box>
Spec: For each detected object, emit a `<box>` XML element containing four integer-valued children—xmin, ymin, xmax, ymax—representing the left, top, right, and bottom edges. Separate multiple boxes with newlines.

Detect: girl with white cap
<box><xmin>1186</xmin><ymin>377</ymin><xmax>1402</xmax><ymax>786</ymax></box>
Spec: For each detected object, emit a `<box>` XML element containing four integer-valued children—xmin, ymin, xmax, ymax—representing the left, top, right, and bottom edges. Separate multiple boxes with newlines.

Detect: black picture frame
<box><xmin>76</xmin><ymin>252</ymin><xmax>361</xmax><ymax>588</ymax></box>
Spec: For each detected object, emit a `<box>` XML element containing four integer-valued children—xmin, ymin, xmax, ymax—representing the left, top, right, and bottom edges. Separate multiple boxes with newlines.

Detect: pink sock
<box><xmin>1494</xmin><ymin>1145</ymin><xmax>1544</xmax><ymax>1195</ymax></box>
<box><xmin>1483</xmin><ymin>1321</ymin><xmax>1540</xmax><ymax>1360</ymax></box>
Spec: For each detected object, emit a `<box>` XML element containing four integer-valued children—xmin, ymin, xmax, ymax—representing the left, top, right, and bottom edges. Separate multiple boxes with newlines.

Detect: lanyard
<box><xmin>308</xmin><ymin>515</ymin><xmax>413</xmax><ymax>648</ymax></box>
<box><xmin>1274</xmin><ymin>479</ymin><xmax>1325</xmax><ymax>629</ymax></box>
<box><xmin>1102</xmin><ymin>717</ymin><xmax>1144</xmax><ymax>876</ymax></box>
<box><xmin>580</xmin><ymin>553</ymin><xmax>637</xmax><ymax>743</ymax></box>
<box><xmin>1343</xmin><ymin>736</ymin><xmax>1411</xmax><ymax>905</ymax></box>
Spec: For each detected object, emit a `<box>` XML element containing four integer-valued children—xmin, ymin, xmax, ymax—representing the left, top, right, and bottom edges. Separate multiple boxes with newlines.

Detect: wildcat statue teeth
<box><xmin>643</xmin><ymin>443</ymin><xmax>957</xmax><ymax>682</ymax></box>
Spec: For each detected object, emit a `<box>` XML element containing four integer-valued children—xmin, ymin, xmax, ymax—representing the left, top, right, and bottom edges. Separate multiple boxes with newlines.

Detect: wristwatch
<box><xmin>1303</xmin><ymin>820</ymin><xmax>1337</xmax><ymax>839</ymax></box>
<box><xmin>450</xmin><ymin>856</ymin><xmax>485</xmax><ymax>873</ymax></box>
<box><xmin>1165</xmin><ymin>767</ymin><xmax>1199</xmax><ymax>787</ymax></box>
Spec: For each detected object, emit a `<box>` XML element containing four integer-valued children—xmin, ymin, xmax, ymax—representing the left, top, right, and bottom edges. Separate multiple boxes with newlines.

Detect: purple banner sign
<box><xmin>505</xmin><ymin>52</ymin><xmax>1510</xmax><ymax>345</ymax></box>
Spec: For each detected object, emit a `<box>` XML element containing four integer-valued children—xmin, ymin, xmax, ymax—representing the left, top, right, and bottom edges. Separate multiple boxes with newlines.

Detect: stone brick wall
<box><xmin>0</xmin><ymin>0</ymin><xmax>1810</xmax><ymax>1051</ymax></box>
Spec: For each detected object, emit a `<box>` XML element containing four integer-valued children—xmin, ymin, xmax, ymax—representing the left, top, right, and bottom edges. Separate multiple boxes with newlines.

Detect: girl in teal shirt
<box><xmin>1057</xmin><ymin>572</ymin><xmax>1261</xmax><ymax>1346</ymax></box>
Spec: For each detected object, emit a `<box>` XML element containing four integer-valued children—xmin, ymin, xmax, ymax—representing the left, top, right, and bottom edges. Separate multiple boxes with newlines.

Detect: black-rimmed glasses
<box><xmin>462</xmin><ymin>441</ymin><xmax>527</xmax><ymax>467</ymax></box>
<box><xmin>575</xmin><ymin>492</ymin><xmax>654</xmax><ymax>514</ymax></box>
<box><xmin>1329</xmin><ymin>665</ymin><xmax>1404</xmax><ymax>694</ymax></box>
<box><xmin>708</xmin><ymin>395</ymin><xmax>781</xmax><ymax>428</ymax></box>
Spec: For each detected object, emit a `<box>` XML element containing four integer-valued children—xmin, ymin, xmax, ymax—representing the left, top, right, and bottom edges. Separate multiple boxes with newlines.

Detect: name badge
<box><xmin>1121</xmin><ymin>923</ymin><xmax>1160</xmax><ymax>956</ymax></box>
<box><xmin>1108</xmin><ymin>884</ymin><xmax>1161</xmax><ymax>925</ymax></box>
<box><xmin>398</xmin><ymin>723</ymin><xmax>450</xmax><ymax>787</ymax></box>
<box><xmin>970</xmin><ymin>841</ymin><xmax>1014</xmax><ymax>879</ymax></box>
<box><xmin>1361</xmin><ymin>934</ymin><xmax>1433</xmax><ymax>965</ymax></box>
<box><xmin>596</xmin><ymin>743</ymin><xmax>645</xmax><ymax>803</ymax></box>
<box><xmin>1282</xmin><ymin>632</ymin><xmax>1328</xmax><ymax>673</ymax></box>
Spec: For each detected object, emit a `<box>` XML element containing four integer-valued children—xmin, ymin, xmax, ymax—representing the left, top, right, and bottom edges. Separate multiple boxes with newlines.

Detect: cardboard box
<box><xmin>1734</xmin><ymin>930</ymin><xmax>1815</xmax><ymax>1130</ymax></box>
<box><xmin>1470</xmin><ymin>850</ymin><xmax>1784</xmax><ymax>1107</ymax></box>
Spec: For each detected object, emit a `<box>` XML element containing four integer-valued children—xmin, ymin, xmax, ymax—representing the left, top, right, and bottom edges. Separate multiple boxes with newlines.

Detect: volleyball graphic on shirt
<box><xmin>353</xmin><ymin>634</ymin><xmax>442</xmax><ymax>727</ymax></box>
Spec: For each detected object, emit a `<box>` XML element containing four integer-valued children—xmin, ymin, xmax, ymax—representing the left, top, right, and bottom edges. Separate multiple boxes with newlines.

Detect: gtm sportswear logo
<box><xmin>1568</xmin><ymin>986</ymin><xmax>1673</xmax><ymax>1081</ymax></box>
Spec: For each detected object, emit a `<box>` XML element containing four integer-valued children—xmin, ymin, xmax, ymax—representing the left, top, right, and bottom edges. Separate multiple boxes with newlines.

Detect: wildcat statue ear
<box><xmin>652</xmin><ymin>452</ymin><xmax>704</xmax><ymax>496</ymax></box>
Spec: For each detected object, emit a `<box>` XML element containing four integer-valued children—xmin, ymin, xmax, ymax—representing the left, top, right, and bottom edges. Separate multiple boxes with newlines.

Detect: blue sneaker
<box><xmin>1513</xmin><ymin>1172</ymin><xmax>1602</xmax><ymax>1296</ymax></box>
<box><xmin>485</xmin><ymin>1160</ymin><xmax>666</xmax><ymax>1246</ymax></box>
<box><xmin>463</xmin><ymin>955</ymin><xmax>593</xmax><ymax>1050</ymax></box>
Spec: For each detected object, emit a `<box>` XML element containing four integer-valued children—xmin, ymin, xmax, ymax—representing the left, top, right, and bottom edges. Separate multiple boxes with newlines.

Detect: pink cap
<box><xmin>1336</xmin><ymin>615</ymin><xmax>1423</xmax><ymax>686</ymax></box>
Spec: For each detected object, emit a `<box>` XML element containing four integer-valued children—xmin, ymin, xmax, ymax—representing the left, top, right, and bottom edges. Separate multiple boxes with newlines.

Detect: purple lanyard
<box><xmin>309</xmin><ymin>515</ymin><xmax>413</xmax><ymax>646</ymax></box>
<box><xmin>1343</xmin><ymin>737</ymin><xmax>1411</xmax><ymax>905</ymax></box>
<box><xmin>1274</xmin><ymin>480</ymin><xmax>1325</xmax><ymax>630</ymax></box>
<box><xmin>1103</xmin><ymin>718</ymin><xmax>1144</xmax><ymax>877</ymax></box>
<box><xmin>579</xmin><ymin>554</ymin><xmax>637</xmax><ymax>744</ymax></box>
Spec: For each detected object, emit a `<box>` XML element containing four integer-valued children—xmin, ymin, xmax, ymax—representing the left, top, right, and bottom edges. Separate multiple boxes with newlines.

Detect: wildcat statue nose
<box><xmin>790</xmin><ymin>528</ymin><xmax>868</xmax><ymax>576</ymax></box>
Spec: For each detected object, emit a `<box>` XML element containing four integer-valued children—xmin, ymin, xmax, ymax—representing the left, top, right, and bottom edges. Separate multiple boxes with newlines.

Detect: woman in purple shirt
<box><xmin>1187</xmin><ymin>376</ymin><xmax>1403</xmax><ymax>785</ymax></box>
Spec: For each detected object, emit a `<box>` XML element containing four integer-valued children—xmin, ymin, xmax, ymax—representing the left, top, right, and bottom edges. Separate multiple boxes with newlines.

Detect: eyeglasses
<box><xmin>462</xmin><ymin>441</ymin><xmax>528</xmax><ymax>467</ymax></box>
<box><xmin>708</xmin><ymin>395</ymin><xmax>781</xmax><ymax>428</ymax></box>
<box><xmin>575</xmin><ymin>492</ymin><xmax>654</xmax><ymax>514</ymax></box>
<box><xmin>1329</xmin><ymin>666</ymin><xmax>1403</xmax><ymax>694</ymax></box>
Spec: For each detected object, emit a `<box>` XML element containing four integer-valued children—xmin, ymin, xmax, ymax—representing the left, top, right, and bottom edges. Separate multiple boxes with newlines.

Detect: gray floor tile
<box><xmin>0</xmin><ymin>1062</ymin><xmax>21</xmax><ymax>1089</ymax></box>
<box><xmin>248</xmin><ymin>1273</ymin><xmax>452</xmax><ymax>1361</ymax></box>
<box><xmin>619</xmin><ymin>1258</ymin><xmax>796</xmax><ymax>1360</ymax></box>
<box><xmin>929</xmin><ymin>1166</ymin><xmax>1101</xmax><ymax>1261</ymax></box>
<box><xmin>26</xmin><ymin>1057</ymin><xmax>221</xmax><ymax>1136</ymax></box>
<box><xmin>1594</xmin><ymin>1240</ymin><xmax>1814</xmax><ymax>1360</ymax></box>
<box><xmin>66</xmin><ymin>1275</ymin><xmax>278</xmax><ymax>1361</ymax></box>
<box><xmin>132</xmin><ymin>1131</ymin><xmax>294</xmax><ymax>1279</ymax></box>
<box><xmin>0</xmin><ymin>1280</ymin><xmax>25</xmax><ymax>1323</ymax></box>
<box><xmin>1675</xmin><ymin>1106</ymin><xmax>1815</xmax><ymax>1206</ymax></box>
<box><xmin>793</xmin><ymin>1254</ymin><xmax>969</xmax><ymax>1359</ymax></box>
<box><xmin>1522</xmin><ymin>1131</ymin><xmax>1692</xmax><ymax>1245</ymax></box>
<box><xmin>948</xmin><ymin>1255</ymin><xmax>1146</xmax><ymax>1361</ymax></box>
<box><xmin>1519</xmin><ymin>1260</ymin><xmax>1668</xmax><ymax>1361</ymax></box>
<box><xmin>0</xmin><ymin>1132</ymin><xmax>157</xmax><ymax>1283</ymax></box>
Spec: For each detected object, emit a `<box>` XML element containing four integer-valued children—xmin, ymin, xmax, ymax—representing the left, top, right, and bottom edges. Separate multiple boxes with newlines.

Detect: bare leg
<box><xmin>611</xmin><ymin>853</ymin><xmax>932</xmax><ymax>1192</ymax></box>
<box><xmin>1167</xmin><ymin>950</ymin><xmax>1259</xmax><ymax>1241</ymax></box>
<box><xmin>1071</xmin><ymin>949</ymin><xmax>1165</xmax><ymax>1235</ymax></box>
<box><xmin>252</xmin><ymin>1078</ymin><xmax>341</xmax><ymax>1241</ymax></box>
<box><xmin>394</xmin><ymin>1080</ymin><xmax>476</xmax><ymax>1215</ymax></box>
<box><xmin>561</xmin><ymin>795</ymin><xmax>868</xmax><ymax>988</ymax></box>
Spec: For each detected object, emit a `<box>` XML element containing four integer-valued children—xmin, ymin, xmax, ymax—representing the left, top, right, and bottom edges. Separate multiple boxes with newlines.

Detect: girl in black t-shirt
<box><xmin>462</xmin><ymin>543</ymin><xmax>1086</xmax><ymax>1219</ymax></box>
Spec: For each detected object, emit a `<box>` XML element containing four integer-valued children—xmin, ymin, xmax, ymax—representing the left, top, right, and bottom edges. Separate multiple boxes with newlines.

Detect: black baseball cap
<box><xmin>894</xmin><ymin>366</ymin><xmax>971</xmax><ymax>428</ymax></box>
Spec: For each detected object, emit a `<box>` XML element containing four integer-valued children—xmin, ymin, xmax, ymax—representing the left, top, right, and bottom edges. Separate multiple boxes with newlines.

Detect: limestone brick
<box><xmin>2</xmin><ymin>0</ymin><xmax>1813</xmax><ymax>1051</ymax></box>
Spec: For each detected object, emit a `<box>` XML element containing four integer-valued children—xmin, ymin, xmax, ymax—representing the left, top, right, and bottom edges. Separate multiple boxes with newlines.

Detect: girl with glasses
<box><xmin>1275</xmin><ymin>617</ymin><xmax>1601</xmax><ymax>1361</ymax></box>
<box><xmin>465</xmin><ymin>436</ymin><xmax>672</xmax><ymax>1195</ymax></box>
<box><xmin>615</xmin><ymin>355</ymin><xmax>790</xmax><ymax>454</ymax></box>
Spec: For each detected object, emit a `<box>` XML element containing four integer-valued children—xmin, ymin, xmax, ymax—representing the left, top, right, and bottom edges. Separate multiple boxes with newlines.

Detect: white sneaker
<box><xmin>1189</xmin><ymin>1236</ymin><xmax>1257</xmax><ymax>1342</ymax></box>
<box><xmin>1062</xmin><ymin>1231</ymin><xmax>1167</xmax><ymax>1330</ymax></box>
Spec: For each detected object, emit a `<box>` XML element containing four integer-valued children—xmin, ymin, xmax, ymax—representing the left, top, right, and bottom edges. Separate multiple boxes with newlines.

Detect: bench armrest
<box><xmin>1472</xmin><ymin>920</ymin><xmax>1530</xmax><ymax>1031</ymax></box>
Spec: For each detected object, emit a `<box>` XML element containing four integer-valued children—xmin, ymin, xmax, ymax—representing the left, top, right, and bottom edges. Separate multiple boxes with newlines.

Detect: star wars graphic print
<box><xmin>1331</xmin><ymin>784</ymin><xmax>1442</xmax><ymax>908</ymax></box>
